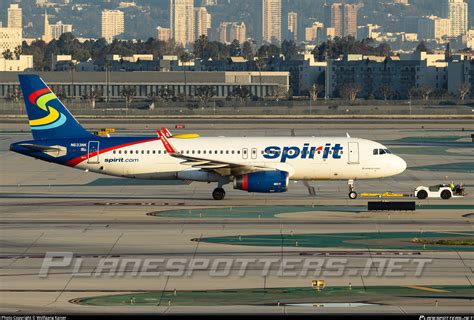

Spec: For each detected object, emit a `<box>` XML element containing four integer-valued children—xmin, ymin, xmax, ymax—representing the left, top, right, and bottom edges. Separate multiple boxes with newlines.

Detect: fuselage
<box><xmin>10</xmin><ymin>136</ymin><xmax>407</xmax><ymax>181</ymax></box>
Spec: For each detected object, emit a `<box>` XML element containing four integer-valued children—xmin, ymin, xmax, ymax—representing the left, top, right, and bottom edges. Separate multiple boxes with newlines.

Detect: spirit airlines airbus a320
<box><xmin>10</xmin><ymin>75</ymin><xmax>407</xmax><ymax>200</ymax></box>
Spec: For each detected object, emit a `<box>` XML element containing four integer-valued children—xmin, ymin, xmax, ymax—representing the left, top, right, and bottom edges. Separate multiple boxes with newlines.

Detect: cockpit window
<box><xmin>373</xmin><ymin>148</ymin><xmax>392</xmax><ymax>155</ymax></box>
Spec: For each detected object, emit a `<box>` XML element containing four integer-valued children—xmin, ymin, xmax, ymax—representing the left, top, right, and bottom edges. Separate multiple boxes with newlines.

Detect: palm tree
<box><xmin>255</xmin><ymin>57</ymin><xmax>266</xmax><ymax>99</ymax></box>
<box><xmin>68</xmin><ymin>61</ymin><xmax>76</xmax><ymax>99</ymax></box>
<box><xmin>179</xmin><ymin>52</ymin><xmax>192</xmax><ymax>105</ymax></box>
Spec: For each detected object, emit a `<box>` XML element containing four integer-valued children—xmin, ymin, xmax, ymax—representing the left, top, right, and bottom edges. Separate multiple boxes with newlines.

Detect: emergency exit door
<box><xmin>348</xmin><ymin>142</ymin><xmax>359</xmax><ymax>164</ymax></box>
<box><xmin>88</xmin><ymin>141</ymin><xmax>100</xmax><ymax>164</ymax></box>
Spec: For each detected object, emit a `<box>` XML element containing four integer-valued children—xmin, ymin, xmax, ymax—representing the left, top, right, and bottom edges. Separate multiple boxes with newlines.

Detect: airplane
<box><xmin>10</xmin><ymin>74</ymin><xmax>407</xmax><ymax>200</ymax></box>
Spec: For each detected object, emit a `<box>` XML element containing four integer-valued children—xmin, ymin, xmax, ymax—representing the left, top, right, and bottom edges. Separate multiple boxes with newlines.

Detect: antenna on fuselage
<box><xmin>346</xmin><ymin>132</ymin><xmax>351</xmax><ymax>138</ymax></box>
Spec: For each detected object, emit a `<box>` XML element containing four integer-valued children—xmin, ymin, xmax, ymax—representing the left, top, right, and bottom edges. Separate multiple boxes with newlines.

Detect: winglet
<box><xmin>162</xmin><ymin>128</ymin><xmax>172</xmax><ymax>138</ymax></box>
<box><xmin>157</xmin><ymin>130</ymin><xmax>177</xmax><ymax>154</ymax></box>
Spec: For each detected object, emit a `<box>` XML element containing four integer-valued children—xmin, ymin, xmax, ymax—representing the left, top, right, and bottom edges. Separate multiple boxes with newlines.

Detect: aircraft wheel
<box><xmin>417</xmin><ymin>190</ymin><xmax>428</xmax><ymax>200</ymax></box>
<box><xmin>212</xmin><ymin>188</ymin><xmax>226</xmax><ymax>201</ymax></box>
<box><xmin>349</xmin><ymin>191</ymin><xmax>358</xmax><ymax>200</ymax></box>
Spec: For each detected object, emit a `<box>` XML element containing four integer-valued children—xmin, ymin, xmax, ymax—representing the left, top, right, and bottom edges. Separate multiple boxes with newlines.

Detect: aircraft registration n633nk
<box><xmin>10</xmin><ymin>75</ymin><xmax>407</xmax><ymax>200</ymax></box>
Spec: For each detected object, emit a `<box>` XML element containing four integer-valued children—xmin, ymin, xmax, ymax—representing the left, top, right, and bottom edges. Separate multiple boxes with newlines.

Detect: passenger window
<box><xmin>226</xmin><ymin>151</ymin><xmax>229</xmax><ymax>154</ymax></box>
<box><xmin>373</xmin><ymin>149</ymin><xmax>378</xmax><ymax>155</ymax></box>
<box><xmin>113</xmin><ymin>150</ymin><xmax>116</xmax><ymax>154</ymax></box>
<box><xmin>192</xmin><ymin>150</ymin><xmax>195</xmax><ymax>154</ymax></box>
<box><xmin>141</xmin><ymin>151</ymin><xmax>144</xmax><ymax>154</ymax></box>
<box><xmin>198</xmin><ymin>150</ymin><xmax>201</xmax><ymax>154</ymax></box>
<box><xmin>153</xmin><ymin>150</ymin><xmax>156</xmax><ymax>154</ymax></box>
<box><xmin>220</xmin><ymin>150</ymin><xmax>223</xmax><ymax>154</ymax></box>
<box><xmin>119</xmin><ymin>150</ymin><xmax>122</xmax><ymax>154</ymax></box>
<box><xmin>124</xmin><ymin>150</ymin><xmax>127</xmax><ymax>154</ymax></box>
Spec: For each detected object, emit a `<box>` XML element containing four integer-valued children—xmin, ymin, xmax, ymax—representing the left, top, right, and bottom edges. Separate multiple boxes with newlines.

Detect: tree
<box><xmin>68</xmin><ymin>61</ymin><xmax>76</xmax><ymax>97</ymax></box>
<box><xmin>2</xmin><ymin>49</ymin><xmax>13</xmax><ymax>60</ymax></box>
<box><xmin>229</xmin><ymin>39</ymin><xmax>241</xmax><ymax>56</ymax></box>
<box><xmin>270</xmin><ymin>86</ymin><xmax>288</xmax><ymax>101</ymax></box>
<box><xmin>159</xmin><ymin>87</ymin><xmax>175</xmax><ymax>102</ymax></box>
<box><xmin>255</xmin><ymin>57</ymin><xmax>266</xmax><ymax>98</ymax></box>
<box><xmin>121</xmin><ymin>86</ymin><xmax>136</xmax><ymax>109</ymax></box>
<box><xmin>308</xmin><ymin>84</ymin><xmax>324</xmax><ymax>102</ymax></box>
<box><xmin>83</xmin><ymin>89</ymin><xmax>100</xmax><ymax>109</ymax></box>
<box><xmin>458</xmin><ymin>83</ymin><xmax>471</xmax><ymax>101</ymax></box>
<box><xmin>13</xmin><ymin>45</ymin><xmax>22</xmax><ymax>59</ymax></box>
<box><xmin>232</xmin><ymin>85</ymin><xmax>252</xmax><ymax>103</ymax></box>
<box><xmin>340</xmin><ymin>83</ymin><xmax>362</xmax><ymax>104</ymax></box>
<box><xmin>195</xmin><ymin>86</ymin><xmax>216</xmax><ymax>108</ymax></box>
<box><xmin>242</xmin><ymin>41</ymin><xmax>254</xmax><ymax>60</ymax></box>
<box><xmin>281</xmin><ymin>40</ymin><xmax>297</xmax><ymax>60</ymax></box>
<box><xmin>415</xmin><ymin>41</ymin><xmax>431</xmax><ymax>53</ymax></box>
<box><xmin>419</xmin><ymin>85</ymin><xmax>434</xmax><ymax>101</ymax></box>
<box><xmin>194</xmin><ymin>35</ymin><xmax>208</xmax><ymax>60</ymax></box>
<box><xmin>407</xmin><ymin>86</ymin><xmax>418</xmax><ymax>100</ymax></box>
<box><xmin>377</xmin><ymin>84</ymin><xmax>394</xmax><ymax>101</ymax></box>
<box><xmin>179</xmin><ymin>52</ymin><xmax>193</xmax><ymax>104</ymax></box>
<box><xmin>8</xmin><ymin>88</ymin><xmax>22</xmax><ymax>102</ymax></box>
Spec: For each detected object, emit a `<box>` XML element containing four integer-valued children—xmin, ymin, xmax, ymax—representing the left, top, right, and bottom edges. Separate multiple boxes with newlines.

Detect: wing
<box><xmin>157</xmin><ymin>129</ymin><xmax>278</xmax><ymax>177</ymax></box>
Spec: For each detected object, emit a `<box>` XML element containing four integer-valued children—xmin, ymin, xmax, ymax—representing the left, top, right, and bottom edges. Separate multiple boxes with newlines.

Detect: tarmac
<box><xmin>0</xmin><ymin>118</ymin><xmax>473</xmax><ymax>315</ymax></box>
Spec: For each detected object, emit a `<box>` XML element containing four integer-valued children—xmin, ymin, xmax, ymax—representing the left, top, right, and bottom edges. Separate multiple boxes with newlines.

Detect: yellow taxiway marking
<box><xmin>406</xmin><ymin>286</ymin><xmax>449</xmax><ymax>293</ymax></box>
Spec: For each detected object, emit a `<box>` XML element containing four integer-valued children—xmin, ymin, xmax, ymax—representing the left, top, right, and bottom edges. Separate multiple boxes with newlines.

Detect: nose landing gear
<box><xmin>348</xmin><ymin>180</ymin><xmax>358</xmax><ymax>199</ymax></box>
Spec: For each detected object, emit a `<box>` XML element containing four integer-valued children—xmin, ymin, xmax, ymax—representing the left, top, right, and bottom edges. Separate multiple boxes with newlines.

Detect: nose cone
<box><xmin>394</xmin><ymin>156</ymin><xmax>407</xmax><ymax>175</ymax></box>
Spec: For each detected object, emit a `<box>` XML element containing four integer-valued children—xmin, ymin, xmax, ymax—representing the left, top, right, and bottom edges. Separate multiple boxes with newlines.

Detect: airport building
<box><xmin>0</xmin><ymin>71</ymin><xmax>289</xmax><ymax>99</ymax></box>
<box><xmin>326</xmin><ymin>52</ymin><xmax>449</xmax><ymax>99</ymax></box>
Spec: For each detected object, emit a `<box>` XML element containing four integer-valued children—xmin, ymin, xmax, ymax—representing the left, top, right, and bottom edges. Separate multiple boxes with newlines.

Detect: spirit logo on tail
<box><xmin>28</xmin><ymin>88</ymin><xmax>67</xmax><ymax>130</ymax></box>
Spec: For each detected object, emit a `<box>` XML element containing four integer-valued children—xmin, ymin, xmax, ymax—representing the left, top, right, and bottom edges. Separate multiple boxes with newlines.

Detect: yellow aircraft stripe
<box><xmin>406</xmin><ymin>286</ymin><xmax>449</xmax><ymax>293</ymax></box>
<box><xmin>29</xmin><ymin>106</ymin><xmax>60</xmax><ymax>126</ymax></box>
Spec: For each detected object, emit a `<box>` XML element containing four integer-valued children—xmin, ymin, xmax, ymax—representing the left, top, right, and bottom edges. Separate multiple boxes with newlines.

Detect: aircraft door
<box><xmin>348</xmin><ymin>142</ymin><xmax>359</xmax><ymax>164</ymax></box>
<box><xmin>88</xmin><ymin>141</ymin><xmax>100</xmax><ymax>164</ymax></box>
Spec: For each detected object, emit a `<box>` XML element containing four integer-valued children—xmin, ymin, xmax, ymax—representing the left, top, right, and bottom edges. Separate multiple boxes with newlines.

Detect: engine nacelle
<box><xmin>233</xmin><ymin>171</ymin><xmax>289</xmax><ymax>193</ymax></box>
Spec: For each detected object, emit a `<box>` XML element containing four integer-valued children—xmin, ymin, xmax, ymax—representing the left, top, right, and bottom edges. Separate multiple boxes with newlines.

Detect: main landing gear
<box><xmin>212</xmin><ymin>177</ymin><xmax>229</xmax><ymax>200</ymax></box>
<box><xmin>348</xmin><ymin>180</ymin><xmax>358</xmax><ymax>200</ymax></box>
<box><xmin>212</xmin><ymin>188</ymin><xmax>226</xmax><ymax>200</ymax></box>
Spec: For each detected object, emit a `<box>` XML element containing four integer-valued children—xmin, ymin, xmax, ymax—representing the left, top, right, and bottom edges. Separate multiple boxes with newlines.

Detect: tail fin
<box><xmin>18</xmin><ymin>74</ymin><xmax>92</xmax><ymax>140</ymax></box>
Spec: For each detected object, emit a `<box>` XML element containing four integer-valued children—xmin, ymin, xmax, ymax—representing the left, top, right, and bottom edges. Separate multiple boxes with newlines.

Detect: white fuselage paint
<box><xmin>76</xmin><ymin>137</ymin><xmax>407</xmax><ymax>182</ymax></box>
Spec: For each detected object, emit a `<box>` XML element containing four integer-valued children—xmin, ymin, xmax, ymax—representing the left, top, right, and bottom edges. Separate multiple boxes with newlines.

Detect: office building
<box><xmin>305</xmin><ymin>22</ymin><xmax>324</xmax><ymax>43</ymax></box>
<box><xmin>156</xmin><ymin>26</ymin><xmax>171</xmax><ymax>41</ymax></box>
<box><xmin>331</xmin><ymin>3</ymin><xmax>358</xmax><ymax>38</ymax></box>
<box><xmin>262</xmin><ymin>0</ymin><xmax>281</xmax><ymax>44</ymax></box>
<box><xmin>443</xmin><ymin>0</ymin><xmax>468</xmax><ymax>37</ymax></box>
<box><xmin>418</xmin><ymin>16</ymin><xmax>451</xmax><ymax>42</ymax></box>
<box><xmin>7</xmin><ymin>4</ymin><xmax>22</xmax><ymax>29</ymax></box>
<box><xmin>287</xmin><ymin>12</ymin><xmax>298</xmax><ymax>41</ymax></box>
<box><xmin>101</xmin><ymin>10</ymin><xmax>124</xmax><ymax>43</ymax></box>
<box><xmin>195</xmin><ymin>7</ymin><xmax>212</xmax><ymax>38</ymax></box>
<box><xmin>170</xmin><ymin>0</ymin><xmax>195</xmax><ymax>46</ymax></box>
<box><xmin>50</xmin><ymin>21</ymin><xmax>73</xmax><ymax>40</ymax></box>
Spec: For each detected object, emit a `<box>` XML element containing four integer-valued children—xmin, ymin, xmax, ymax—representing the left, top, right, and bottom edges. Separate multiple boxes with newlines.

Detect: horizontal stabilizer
<box><xmin>18</xmin><ymin>143</ymin><xmax>67</xmax><ymax>157</ymax></box>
